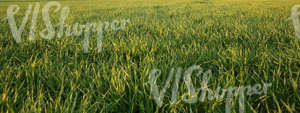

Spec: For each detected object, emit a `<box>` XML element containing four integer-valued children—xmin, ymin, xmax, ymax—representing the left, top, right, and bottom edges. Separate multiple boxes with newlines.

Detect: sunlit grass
<box><xmin>0</xmin><ymin>0</ymin><xmax>299</xmax><ymax>112</ymax></box>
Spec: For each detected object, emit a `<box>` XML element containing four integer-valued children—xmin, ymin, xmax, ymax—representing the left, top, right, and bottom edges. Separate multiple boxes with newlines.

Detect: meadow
<box><xmin>0</xmin><ymin>0</ymin><xmax>299</xmax><ymax>112</ymax></box>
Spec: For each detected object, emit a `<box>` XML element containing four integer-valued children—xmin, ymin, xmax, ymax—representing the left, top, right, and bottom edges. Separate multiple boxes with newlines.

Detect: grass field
<box><xmin>0</xmin><ymin>0</ymin><xmax>300</xmax><ymax>112</ymax></box>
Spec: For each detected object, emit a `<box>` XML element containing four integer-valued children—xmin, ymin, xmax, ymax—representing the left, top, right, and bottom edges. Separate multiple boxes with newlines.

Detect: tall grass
<box><xmin>0</xmin><ymin>0</ymin><xmax>299</xmax><ymax>112</ymax></box>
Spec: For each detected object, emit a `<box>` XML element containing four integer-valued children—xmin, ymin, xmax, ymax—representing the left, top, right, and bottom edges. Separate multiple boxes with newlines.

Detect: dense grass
<box><xmin>0</xmin><ymin>0</ymin><xmax>299</xmax><ymax>112</ymax></box>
